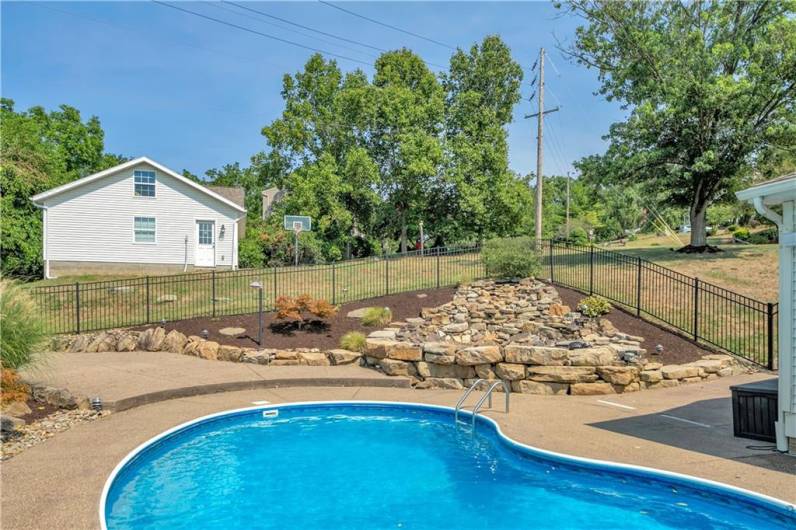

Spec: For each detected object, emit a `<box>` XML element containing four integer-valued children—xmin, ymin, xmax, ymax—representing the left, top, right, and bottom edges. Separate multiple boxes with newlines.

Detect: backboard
<box><xmin>283</xmin><ymin>215</ymin><xmax>312</xmax><ymax>232</ymax></box>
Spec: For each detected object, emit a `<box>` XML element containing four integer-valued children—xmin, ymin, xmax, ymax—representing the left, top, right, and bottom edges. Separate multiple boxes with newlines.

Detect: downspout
<box><xmin>32</xmin><ymin>202</ymin><xmax>50</xmax><ymax>279</ymax></box>
<box><xmin>752</xmin><ymin>197</ymin><xmax>783</xmax><ymax>226</ymax></box>
<box><xmin>752</xmin><ymin>196</ymin><xmax>788</xmax><ymax>452</ymax></box>
<box><xmin>183</xmin><ymin>234</ymin><xmax>189</xmax><ymax>273</ymax></box>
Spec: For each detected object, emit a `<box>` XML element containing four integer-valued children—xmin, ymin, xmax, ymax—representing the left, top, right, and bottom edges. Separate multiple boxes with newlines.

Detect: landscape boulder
<box><xmin>504</xmin><ymin>345</ymin><xmax>567</xmax><ymax>365</ymax></box>
<box><xmin>526</xmin><ymin>366</ymin><xmax>598</xmax><ymax>384</ymax></box>
<box><xmin>138</xmin><ymin>327</ymin><xmax>166</xmax><ymax>352</ymax></box>
<box><xmin>455</xmin><ymin>346</ymin><xmax>502</xmax><ymax>366</ymax></box>
<box><xmin>328</xmin><ymin>349</ymin><xmax>362</xmax><ymax>365</ymax></box>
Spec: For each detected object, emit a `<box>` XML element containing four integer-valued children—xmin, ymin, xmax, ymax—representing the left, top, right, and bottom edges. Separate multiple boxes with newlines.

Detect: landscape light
<box><xmin>201</xmin><ymin>329</ymin><xmax>209</xmax><ymax>339</ymax></box>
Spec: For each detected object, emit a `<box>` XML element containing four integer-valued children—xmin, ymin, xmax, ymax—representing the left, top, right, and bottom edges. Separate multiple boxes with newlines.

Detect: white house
<box><xmin>31</xmin><ymin>157</ymin><xmax>247</xmax><ymax>278</ymax></box>
<box><xmin>736</xmin><ymin>172</ymin><xmax>796</xmax><ymax>453</ymax></box>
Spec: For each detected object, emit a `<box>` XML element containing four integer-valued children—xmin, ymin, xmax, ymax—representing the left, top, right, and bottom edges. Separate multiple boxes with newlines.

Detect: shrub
<box><xmin>481</xmin><ymin>237</ymin><xmax>541</xmax><ymax>279</ymax></box>
<box><xmin>732</xmin><ymin>227</ymin><xmax>750</xmax><ymax>241</ymax></box>
<box><xmin>569</xmin><ymin>227</ymin><xmax>589</xmax><ymax>246</ymax></box>
<box><xmin>748</xmin><ymin>227</ymin><xmax>778</xmax><ymax>245</ymax></box>
<box><xmin>361</xmin><ymin>307</ymin><xmax>392</xmax><ymax>327</ymax></box>
<box><xmin>339</xmin><ymin>331</ymin><xmax>366</xmax><ymax>353</ymax></box>
<box><xmin>1</xmin><ymin>368</ymin><xmax>30</xmax><ymax>406</ymax></box>
<box><xmin>727</xmin><ymin>224</ymin><xmax>738</xmax><ymax>233</ymax></box>
<box><xmin>275</xmin><ymin>294</ymin><xmax>338</xmax><ymax>327</ymax></box>
<box><xmin>0</xmin><ymin>280</ymin><xmax>47</xmax><ymax>370</ymax></box>
<box><xmin>577</xmin><ymin>295</ymin><xmax>612</xmax><ymax>318</ymax></box>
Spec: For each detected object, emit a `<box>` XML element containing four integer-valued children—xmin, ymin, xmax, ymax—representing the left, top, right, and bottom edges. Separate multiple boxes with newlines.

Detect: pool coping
<box><xmin>100</xmin><ymin>400</ymin><xmax>796</xmax><ymax>529</ymax></box>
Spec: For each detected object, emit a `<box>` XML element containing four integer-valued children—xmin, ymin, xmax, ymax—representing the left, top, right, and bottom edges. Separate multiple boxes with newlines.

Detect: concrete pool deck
<box><xmin>20</xmin><ymin>351</ymin><xmax>411</xmax><ymax>410</ymax></box>
<box><xmin>2</xmin><ymin>367</ymin><xmax>794</xmax><ymax>528</ymax></box>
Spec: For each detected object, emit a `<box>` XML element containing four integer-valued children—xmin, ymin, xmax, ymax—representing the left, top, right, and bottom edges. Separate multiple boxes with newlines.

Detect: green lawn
<box><xmin>30</xmin><ymin>251</ymin><xmax>485</xmax><ymax>334</ymax></box>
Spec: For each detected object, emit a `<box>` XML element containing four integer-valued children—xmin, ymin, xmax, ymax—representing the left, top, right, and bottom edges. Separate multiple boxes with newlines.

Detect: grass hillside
<box><xmin>604</xmin><ymin>234</ymin><xmax>778</xmax><ymax>302</ymax></box>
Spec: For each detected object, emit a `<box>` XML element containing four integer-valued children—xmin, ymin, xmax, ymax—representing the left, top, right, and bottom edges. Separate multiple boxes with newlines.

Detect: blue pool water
<box><xmin>104</xmin><ymin>403</ymin><xmax>795</xmax><ymax>529</ymax></box>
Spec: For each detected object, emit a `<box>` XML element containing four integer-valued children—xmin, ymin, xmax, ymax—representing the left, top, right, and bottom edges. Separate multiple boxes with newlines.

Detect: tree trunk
<box><xmin>676</xmin><ymin>198</ymin><xmax>720</xmax><ymax>253</ymax></box>
<box><xmin>399</xmin><ymin>224</ymin><xmax>408</xmax><ymax>253</ymax></box>
<box><xmin>690</xmin><ymin>201</ymin><xmax>708</xmax><ymax>248</ymax></box>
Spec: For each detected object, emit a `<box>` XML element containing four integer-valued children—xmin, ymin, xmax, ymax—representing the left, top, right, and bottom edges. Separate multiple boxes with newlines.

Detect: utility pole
<box><xmin>566</xmin><ymin>171</ymin><xmax>571</xmax><ymax>239</ymax></box>
<box><xmin>525</xmin><ymin>48</ymin><xmax>559</xmax><ymax>250</ymax></box>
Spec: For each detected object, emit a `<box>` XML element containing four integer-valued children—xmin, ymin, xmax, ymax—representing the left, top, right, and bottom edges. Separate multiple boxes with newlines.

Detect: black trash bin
<box><xmin>730</xmin><ymin>378</ymin><xmax>778</xmax><ymax>443</ymax></box>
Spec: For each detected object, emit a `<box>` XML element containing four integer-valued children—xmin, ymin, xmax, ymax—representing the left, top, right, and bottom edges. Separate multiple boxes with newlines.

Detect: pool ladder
<box><xmin>454</xmin><ymin>379</ymin><xmax>510</xmax><ymax>429</ymax></box>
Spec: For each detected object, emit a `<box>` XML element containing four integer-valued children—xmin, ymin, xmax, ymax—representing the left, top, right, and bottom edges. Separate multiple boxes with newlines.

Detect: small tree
<box><xmin>275</xmin><ymin>294</ymin><xmax>338</xmax><ymax>328</ymax></box>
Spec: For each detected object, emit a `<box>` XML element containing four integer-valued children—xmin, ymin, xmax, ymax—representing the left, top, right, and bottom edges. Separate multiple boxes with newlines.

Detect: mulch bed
<box><xmin>554</xmin><ymin>284</ymin><xmax>712</xmax><ymax>365</ymax></box>
<box><xmin>147</xmin><ymin>283</ymin><xmax>711</xmax><ymax>365</ymax></box>
<box><xmin>19</xmin><ymin>399</ymin><xmax>61</xmax><ymax>423</ymax></box>
<box><xmin>151</xmin><ymin>288</ymin><xmax>457</xmax><ymax>351</ymax></box>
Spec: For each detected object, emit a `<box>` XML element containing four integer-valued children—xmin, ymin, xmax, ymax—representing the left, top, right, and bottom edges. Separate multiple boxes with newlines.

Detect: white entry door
<box><xmin>195</xmin><ymin>220</ymin><xmax>215</xmax><ymax>267</ymax></box>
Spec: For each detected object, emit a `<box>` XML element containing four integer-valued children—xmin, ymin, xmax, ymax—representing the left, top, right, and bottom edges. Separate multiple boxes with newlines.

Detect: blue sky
<box><xmin>2</xmin><ymin>1</ymin><xmax>626</xmax><ymax>179</ymax></box>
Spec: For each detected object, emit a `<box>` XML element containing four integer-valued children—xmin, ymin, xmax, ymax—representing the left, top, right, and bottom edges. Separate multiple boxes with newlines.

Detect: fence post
<box><xmin>693</xmin><ymin>277</ymin><xmax>700</xmax><ymax>340</ymax></box>
<box><xmin>272</xmin><ymin>267</ymin><xmax>278</xmax><ymax>310</ymax></box>
<box><xmin>766</xmin><ymin>302</ymin><xmax>775</xmax><ymax>370</ymax></box>
<box><xmin>145</xmin><ymin>276</ymin><xmax>151</xmax><ymax>324</ymax></box>
<box><xmin>332</xmin><ymin>262</ymin><xmax>336</xmax><ymax>305</ymax></box>
<box><xmin>211</xmin><ymin>270</ymin><xmax>217</xmax><ymax>318</ymax></box>
<box><xmin>588</xmin><ymin>245</ymin><xmax>595</xmax><ymax>295</ymax></box>
<box><xmin>385</xmin><ymin>255</ymin><xmax>389</xmax><ymax>296</ymax></box>
<box><xmin>549</xmin><ymin>240</ymin><xmax>554</xmax><ymax>283</ymax></box>
<box><xmin>636</xmin><ymin>257</ymin><xmax>642</xmax><ymax>317</ymax></box>
<box><xmin>75</xmin><ymin>282</ymin><xmax>81</xmax><ymax>334</ymax></box>
<box><xmin>436</xmin><ymin>252</ymin><xmax>440</xmax><ymax>288</ymax></box>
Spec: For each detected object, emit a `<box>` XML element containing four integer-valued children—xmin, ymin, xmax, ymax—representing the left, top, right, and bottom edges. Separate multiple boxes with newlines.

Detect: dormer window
<box><xmin>134</xmin><ymin>170</ymin><xmax>156</xmax><ymax>197</ymax></box>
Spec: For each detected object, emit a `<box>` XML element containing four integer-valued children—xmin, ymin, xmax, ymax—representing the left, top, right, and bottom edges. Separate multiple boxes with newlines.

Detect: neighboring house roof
<box><xmin>30</xmin><ymin>156</ymin><xmax>247</xmax><ymax>214</ymax></box>
<box><xmin>736</xmin><ymin>172</ymin><xmax>796</xmax><ymax>206</ymax></box>
<box><xmin>207</xmin><ymin>186</ymin><xmax>245</xmax><ymax>209</ymax></box>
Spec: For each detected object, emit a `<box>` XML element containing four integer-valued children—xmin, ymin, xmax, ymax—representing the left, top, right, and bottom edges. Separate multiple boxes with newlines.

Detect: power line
<box><xmin>29</xmin><ymin>2</ymin><xmax>281</xmax><ymax>68</ymax></box>
<box><xmin>318</xmin><ymin>1</ymin><xmax>455</xmax><ymax>50</ymax></box>
<box><xmin>224</xmin><ymin>1</ymin><xmax>387</xmax><ymax>54</ymax></box>
<box><xmin>153</xmin><ymin>1</ymin><xmax>372</xmax><ymax>67</ymax></box>
<box><xmin>209</xmin><ymin>2</ymin><xmax>377</xmax><ymax>60</ymax></box>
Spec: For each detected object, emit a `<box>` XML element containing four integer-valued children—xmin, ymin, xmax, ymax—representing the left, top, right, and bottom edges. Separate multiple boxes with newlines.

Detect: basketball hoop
<box><xmin>293</xmin><ymin>221</ymin><xmax>304</xmax><ymax>234</ymax></box>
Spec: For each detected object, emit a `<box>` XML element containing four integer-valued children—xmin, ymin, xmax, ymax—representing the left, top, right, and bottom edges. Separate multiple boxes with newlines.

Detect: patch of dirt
<box><xmin>153</xmin><ymin>288</ymin><xmax>457</xmax><ymax>350</ymax></box>
<box><xmin>555</xmin><ymin>284</ymin><xmax>713</xmax><ymax>365</ymax></box>
<box><xmin>20</xmin><ymin>399</ymin><xmax>61</xmax><ymax>422</ymax></box>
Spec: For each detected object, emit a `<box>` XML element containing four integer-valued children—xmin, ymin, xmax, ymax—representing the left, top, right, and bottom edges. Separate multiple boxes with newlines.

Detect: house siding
<box><xmin>43</xmin><ymin>162</ymin><xmax>240</xmax><ymax>270</ymax></box>
<box><xmin>787</xmin><ymin>201</ymin><xmax>796</xmax><ymax>414</ymax></box>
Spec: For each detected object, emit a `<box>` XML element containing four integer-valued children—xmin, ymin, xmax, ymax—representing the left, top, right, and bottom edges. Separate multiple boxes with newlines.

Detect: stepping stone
<box><xmin>156</xmin><ymin>294</ymin><xmax>177</xmax><ymax>304</ymax></box>
<box><xmin>219</xmin><ymin>327</ymin><xmax>246</xmax><ymax>337</ymax></box>
<box><xmin>347</xmin><ymin>308</ymin><xmax>369</xmax><ymax>319</ymax></box>
<box><xmin>416</xmin><ymin>293</ymin><xmax>428</xmax><ymax>298</ymax></box>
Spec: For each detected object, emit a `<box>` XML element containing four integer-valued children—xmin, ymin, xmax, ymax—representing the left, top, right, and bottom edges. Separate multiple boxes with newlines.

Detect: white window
<box><xmin>134</xmin><ymin>216</ymin><xmax>156</xmax><ymax>243</ymax></box>
<box><xmin>134</xmin><ymin>170</ymin><xmax>156</xmax><ymax>197</ymax></box>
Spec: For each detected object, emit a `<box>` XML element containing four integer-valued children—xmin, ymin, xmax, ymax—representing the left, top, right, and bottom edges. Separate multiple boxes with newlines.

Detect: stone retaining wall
<box><xmin>52</xmin><ymin>279</ymin><xmax>748</xmax><ymax>396</ymax></box>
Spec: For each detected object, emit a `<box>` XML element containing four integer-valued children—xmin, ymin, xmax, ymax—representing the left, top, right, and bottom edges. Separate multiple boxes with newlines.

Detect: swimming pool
<box><xmin>102</xmin><ymin>402</ymin><xmax>795</xmax><ymax>529</ymax></box>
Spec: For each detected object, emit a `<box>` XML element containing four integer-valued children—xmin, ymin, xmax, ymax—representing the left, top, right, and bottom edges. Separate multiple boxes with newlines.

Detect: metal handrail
<box><xmin>454</xmin><ymin>379</ymin><xmax>484</xmax><ymax>423</ymax></box>
<box><xmin>470</xmin><ymin>380</ymin><xmax>510</xmax><ymax>429</ymax></box>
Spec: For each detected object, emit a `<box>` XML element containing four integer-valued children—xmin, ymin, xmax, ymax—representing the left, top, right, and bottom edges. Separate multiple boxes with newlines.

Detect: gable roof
<box><xmin>207</xmin><ymin>186</ymin><xmax>245</xmax><ymax>208</ymax></box>
<box><xmin>30</xmin><ymin>156</ymin><xmax>247</xmax><ymax>214</ymax></box>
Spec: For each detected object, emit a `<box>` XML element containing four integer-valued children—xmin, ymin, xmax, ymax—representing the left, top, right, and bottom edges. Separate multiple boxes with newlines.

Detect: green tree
<box><xmin>0</xmin><ymin>99</ymin><xmax>119</xmax><ymax>277</ymax></box>
<box><xmin>566</xmin><ymin>1</ymin><xmax>796</xmax><ymax>251</ymax></box>
<box><xmin>258</xmin><ymin>55</ymin><xmax>382</xmax><ymax>259</ymax></box>
<box><xmin>440</xmin><ymin>36</ymin><xmax>531</xmax><ymax>243</ymax></box>
<box><xmin>370</xmin><ymin>49</ymin><xmax>444</xmax><ymax>252</ymax></box>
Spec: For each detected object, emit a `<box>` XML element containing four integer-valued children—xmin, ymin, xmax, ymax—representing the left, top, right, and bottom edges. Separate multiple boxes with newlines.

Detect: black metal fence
<box><xmin>29</xmin><ymin>240</ymin><xmax>777</xmax><ymax>369</ymax></box>
<box><xmin>544</xmin><ymin>241</ymin><xmax>777</xmax><ymax>369</ymax></box>
<box><xmin>30</xmin><ymin>245</ymin><xmax>484</xmax><ymax>336</ymax></box>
